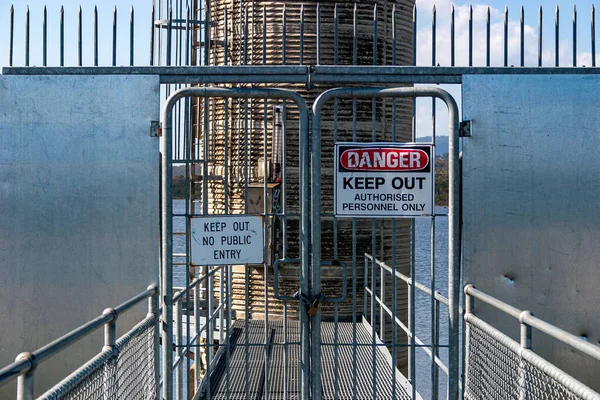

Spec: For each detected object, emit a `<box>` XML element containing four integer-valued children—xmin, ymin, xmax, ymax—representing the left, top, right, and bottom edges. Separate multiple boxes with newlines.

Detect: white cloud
<box><xmin>412</xmin><ymin>3</ymin><xmax>599</xmax><ymax>140</ymax></box>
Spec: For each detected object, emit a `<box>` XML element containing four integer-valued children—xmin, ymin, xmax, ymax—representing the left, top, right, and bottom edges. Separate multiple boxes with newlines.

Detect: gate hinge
<box><xmin>459</xmin><ymin>120</ymin><xmax>471</xmax><ymax>137</ymax></box>
<box><xmin>150</xmin><ymin>121</ymin><xmax>161</xmax><ymax>137</ymax></box>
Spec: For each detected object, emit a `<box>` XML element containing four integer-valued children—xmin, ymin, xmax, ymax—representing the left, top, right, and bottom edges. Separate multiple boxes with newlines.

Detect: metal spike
<box><xmin>573</xmin><ymin>5</ymin><xmax>578</xmax><ymax>66</ymax></box>
<box><xmin>555</xmin><ymin>5</ymin><xmax>560</xmax><ymax>67</ymax></box>
<box><xmin>130</xmin><ymin>6</ymin><xmax>134</xmax><ymax>66</ymax></box>
<box><xmin>539</xmin><ymin>5</ymin><xmax>543</xmax><ymax>67</ymax></box>
<box><xmin>60</xmin><ymin>5</ymin><xmax>65</xmax><ymax>67</ymax></box>
<box><xmin>113</xmin><ymin>5</ymin><xmax>118</xmax><ymax>66</ymax></box>
<box><xmin>592</xmin><ymin>4</ymin><xmax>596</xmax><ymax>67</ymax></box>
<box><xmin>94</xmin><ymin>6</ymin><xmax>98</xmax><ymax>66</ymax></box>
<box><xmin>25</xmin><ymin>5</ymin><xmax>30</xmax><ymax>67</ymax></box>
<box><xmin>43</xmin><ymin>5</ymin><xmax>47</xmax><ymax>66</ymax></box>
<box><xmin>486</xmin><ymin>7</ymin><xmax>491</xmax><ymax>66</ymax></box>
<box><xmin>469</xmin><ymin>5</ymin><xmax>473</xmax><ymax>67</ymax></box>
<box><xmin>9</xmin><ymin>5</ymin><xmax>13</xmax><ymax>67</ymax></box>
<box><xmin>504</xmin><ymin>5</ymin><xmax>508</xmax><ymax>67</ymax></box>
<box><xmin>521</xmin><ymin>6</ymin><xmax>525</xmax><ymax>66</ymax></box>
<box><xmin>451</xmin><ymin>4</ymin><xmax>455</xmax><ymax>67</ymax></box>
<box><xmin>78</xmin><ymin>5</ymin><xmax>82</xmax><ymax>67</ymax></box>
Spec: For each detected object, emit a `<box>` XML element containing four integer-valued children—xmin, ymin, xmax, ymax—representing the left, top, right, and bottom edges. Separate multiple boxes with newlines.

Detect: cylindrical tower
<box><xmin>191</xmin><ymin>0</ymin><xmax>415</xmax><ymax>373</ymax></box>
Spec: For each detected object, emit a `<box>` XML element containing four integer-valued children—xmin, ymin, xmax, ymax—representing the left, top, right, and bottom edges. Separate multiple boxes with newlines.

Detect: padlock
<box><xmin>307</xmin><ymin>293</ymin><xmax>325</xmax><ymax>316</ymax></box>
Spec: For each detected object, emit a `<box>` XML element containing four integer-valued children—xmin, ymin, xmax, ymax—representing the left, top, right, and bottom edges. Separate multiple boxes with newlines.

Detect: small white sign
<box><xmin>191</xmin><ymin>216</ymin><xmax>264</xmax><ymax>265</ymax></box>
<box><xmin>334</xmin><ymin>142</ymin><xmax>435</xmax><ymax>218</ymax></box>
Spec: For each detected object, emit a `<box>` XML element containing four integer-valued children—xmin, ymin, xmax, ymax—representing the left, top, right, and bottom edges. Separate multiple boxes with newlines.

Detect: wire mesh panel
<box><xmin>464</xmin><ymin>315</ymin><xmax>600</xmax><ymax>400</ymax></box>
<box><xmin>464</xmin><ymin>320</ymin><xmax>520</xmax><ymax>400</ymax></box>
<box><xmin>39</xmin><ymin>316</ymin><xmax>158</xmax><ymax>400</ymax></box>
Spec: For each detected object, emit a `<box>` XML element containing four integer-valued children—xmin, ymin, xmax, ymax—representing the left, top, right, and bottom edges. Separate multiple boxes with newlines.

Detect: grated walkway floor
<box><xmin>200</xmin><ymin>319</ymin><xmax>414</xmax><ymax>399</ymax></box>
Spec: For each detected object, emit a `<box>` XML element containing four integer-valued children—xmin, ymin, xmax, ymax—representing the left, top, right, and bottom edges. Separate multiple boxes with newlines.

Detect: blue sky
<box><xmin>0</xmin><ymin>1</ymin><xmax>597</xmax><ymax>68</ymax></box>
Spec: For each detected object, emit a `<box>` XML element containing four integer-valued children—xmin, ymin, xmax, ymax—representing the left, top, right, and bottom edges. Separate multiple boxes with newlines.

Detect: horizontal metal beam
<box><xmin>4</xmin><ymin>65</ymin><xmax>600</xmax><ymax>85</ymax></box>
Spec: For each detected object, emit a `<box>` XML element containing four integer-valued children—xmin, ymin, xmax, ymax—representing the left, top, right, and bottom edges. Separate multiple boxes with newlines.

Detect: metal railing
<box><xmin>170</xmin><ymin>263</ymin><xmax>233</xmax><ymax>399</ymax></box>
<box><xmin>464</xmin><ymin>285</ymin><xmax>600</xmax><ymax>400</ymax></box>
<box><xmin>0</xmin><ymin>285</ymin><xmax>159</xmax><ymax>400</ymax></box>
<box><xmin>364</xmin><ymin>253</ymin><xmax>452</xmax><ymax>399</ymax></box>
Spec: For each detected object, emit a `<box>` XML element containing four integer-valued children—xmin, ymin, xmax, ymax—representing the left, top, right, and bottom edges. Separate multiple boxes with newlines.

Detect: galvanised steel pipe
<box><xmin>465</xmin><ymin>285</ymin><xmax>600</xmax><ymax>362</ymax></box>
<box><xmin>161</xmin><ymin>87</ymin><xmax>310</xmax><ymax>400</ymax></box>
<box><xmin>0</xmin><ymin>285</ymin><xmax>158</xmax><ymax>395</ymax></box>
<box><xmin>312</xmin><ymin>86</ymin><xmax>460</xmax><ymax>400</ymax></box>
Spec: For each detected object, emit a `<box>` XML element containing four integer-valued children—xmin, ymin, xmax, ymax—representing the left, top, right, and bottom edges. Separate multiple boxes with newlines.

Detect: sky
<box><xmin>0</xmin><ymin>1</ymin><xmax>596</xmax><ymax>137</ymax></box>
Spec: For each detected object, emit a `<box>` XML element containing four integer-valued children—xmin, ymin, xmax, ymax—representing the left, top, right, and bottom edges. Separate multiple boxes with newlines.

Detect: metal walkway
<box><xmin>200</xmin><ymin>320</ymin><xmax>413</xmax><ymax>400</ymax></box>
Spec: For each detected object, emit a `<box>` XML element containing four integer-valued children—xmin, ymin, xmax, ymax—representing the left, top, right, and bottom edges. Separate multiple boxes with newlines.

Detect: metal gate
<box><xmin>310</xmin><ymin>87</ymin><xmax>460</xmax><ymax>400</ymax></box>
<box><xmin>160</xmin><ymin>84</ymin><xmax>461</xmax><ymax>400</ymax></box>
<box><xmin>160</xmin><ymin>87</ymin><xmax>311</xmax><ymax>400</ymax></box>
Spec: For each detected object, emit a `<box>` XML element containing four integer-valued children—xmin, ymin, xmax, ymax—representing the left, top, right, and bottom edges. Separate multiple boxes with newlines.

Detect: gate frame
<box><xmin>160</xmin><ymin>87</ymin><xmax>311</xmax><ymax>400</ymax></box>
<box><xmin>311</xmin><ymin>87</ymin><xmax>460</xmax><ymax>400</ymax></box>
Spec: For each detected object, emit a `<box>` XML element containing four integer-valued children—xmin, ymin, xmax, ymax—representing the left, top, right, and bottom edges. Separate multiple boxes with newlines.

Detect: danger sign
<box><xmin>334</xmin><ymin>143</ymin><xmax>434</xmax><ymax>218</ymax></box>
<box><xmin>191</xmin><ymin>216</ymin><xmax>264</xmax><ymax>265</ymax></box>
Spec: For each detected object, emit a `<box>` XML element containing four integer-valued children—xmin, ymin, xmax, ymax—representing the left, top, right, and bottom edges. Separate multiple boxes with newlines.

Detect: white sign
<box><xmin>191</xmin><ymin>216</ymin><xmax>264</xmax><ymax>265</ymax></box>
<box><xmin>334</xmin><ymin>142</ymin><xmax>435</xmax><ymax>218</ymax></box>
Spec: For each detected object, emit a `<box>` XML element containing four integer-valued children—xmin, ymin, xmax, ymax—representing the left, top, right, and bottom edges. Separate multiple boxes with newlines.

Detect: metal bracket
<box><xmin>459</xmin><ymin>120</ymin><xmax>471</xmax><ymax>137</ymax></box>
<box><xmin>150</xmin><ymin>121</ymin><xmax>160</xmax><ymax>137</ymax></box>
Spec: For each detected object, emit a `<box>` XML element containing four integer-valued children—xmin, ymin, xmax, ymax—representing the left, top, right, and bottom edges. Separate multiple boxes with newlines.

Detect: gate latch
<box><xmin>459</xmin><ymin>120</ymin><xmax>471</xmax><ymax>137</ymax></box>
<box><xmin>150</xmin><ymin>121</ymin><xmax>161</xmax><ymax>137</ymax></box>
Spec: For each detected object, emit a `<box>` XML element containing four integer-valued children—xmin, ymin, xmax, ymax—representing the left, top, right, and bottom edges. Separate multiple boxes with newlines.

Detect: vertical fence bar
<box><xmin>150</xmin><ymin>3</ymin><xmax>155</xmax><ymax>66</ymax></box>
<box><xmin>167</xmin><ymin>6</ymin><xmax>172</xmax><ymax>66</ymax></box>
<box><xmin>352</xmin><ymin>8</ymin><xmax>358</xmax><ymax>399</ymax></box>
<box><xmin>433</xmin><ymin>298</ymin><xmax>440</xmax><ymax>399</ymax></box>
<box><xmin>334</xmin><ymin>3</ymin><xmax>339</xmax><ymax>65</ymax></box>
<box><xmin>9</xmin><ymin>5</ymin><xmax>14</xmax><ymax>67</ymax></box>
<box><xmin>300</xmin><ymin>5</ymin><xmax>304</xmax><ymax>65</ymax></box>
<box><xmin>539</xmin><ymin>6</ymin><xmax>543</xmax><ymax>67</ymax></box>
<box><xmin>593</xmin><ymin>5</ymin><xmax>597</xmax><ymax>67</ymax></box>
<box><xmin>204</xmin><ymin>0</ymin><xmax>211</xmax><ymax>66</ymax></box>
<box><xmin>130</xmin><ymin>6</ymin><xmax>135</xmax><ymax>66</ymax></box>
<box><xmin>94</xmin><ymin>6</ymin><xmax>98</xmax><ymax>66</ymax></box>
<box><xmin>469</xmin><ymin>5</ymin><xmax>473</xmax><ymax>67</ymax></box>
<box><xmin>175</xmin><ymin>300</ymin><xmax>183</xmax><ymax>399</ymax></box>
<box><xmin>556</xmin><ymin>6</ymin><xmax>560</xmax><ymax>67</ymax></box>
<box><xmin>573</xmin><ymin>6</ymin><xmax>578</xmax><ymax>66</ymax></box>
<box><xmin>316</xmin><ymin>3</ymin><xmax>321</xmax><ymax>65</ymax></box>
<box><xmin>60</xmin><ymin>6</ymin><xmax>64</xmax><ymax>67</ymax></box>
<box><xmin>520</xmin><ymin>6</ymin><xmax>524</xmax><ymax>67</ymax></box>
<box><xmin>25</xmin><ymin>6</ymin><xmax>29</xmax><ymax>67</ymax></box>
<box><xmin>451</xmin><ymin>5</ymin><xmax>455</xmax><ymax>67</ymax></box>
<box><xmin>78</xmin><ymin>6</ymin><xmax>82</xmax><ymax>67</ymax></box>
<box><xmin>113</xmin><ymin>6</ymin><xmax>117</xmax><ymax>66</ymax></box>
<box><xmin>486</xmin><ymin>7</ymin><xmax>490</xmax><ymax>67</ymax></box>
<box><xmin>504</xmin><ymin>6</ymin><xmax>508</xmax><ymax>67</ymax></box>
<box><xmin>149</xmin><ymin>287</ymin><xmax>160</xmax><ymax>397</ymax></box>
<box><xmin>281</xmin><ymin>5</ymin><xmax>287</xmax><ymax>64</ymax></box>
<box><xmin>42</xmin><ymin>6</ymin><xmax>47</xmax><ymax>66</ymax></box>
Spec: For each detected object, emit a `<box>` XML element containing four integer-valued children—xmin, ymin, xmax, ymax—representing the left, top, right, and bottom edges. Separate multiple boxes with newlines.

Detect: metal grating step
<box><xmin>199</xmin><ymin>320</ymin><xmax>414</xmax><ymax>399</ymax></box>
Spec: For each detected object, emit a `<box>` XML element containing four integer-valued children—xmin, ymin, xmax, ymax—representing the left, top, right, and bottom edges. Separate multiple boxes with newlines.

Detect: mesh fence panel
<box><xmin>39</xmin><ymin>315</ymin><xmax>157</xmax><ymax>400</ymax></box>
<box><xmin>465</xmin><ymin>316</ymin><xmax>598</xmax><ymax>400</ymax></box>
<box><xmin>464</xmin><ymin>321</ymin><xmax>520</xmax><ymax>400</ymax></box>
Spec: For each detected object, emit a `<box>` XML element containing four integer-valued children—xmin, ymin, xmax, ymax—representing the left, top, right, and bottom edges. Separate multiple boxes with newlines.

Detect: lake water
<box><xmin>173</xmin><ymin>201</ymin><xmax>451</xmax><ymax>398</ymax></box>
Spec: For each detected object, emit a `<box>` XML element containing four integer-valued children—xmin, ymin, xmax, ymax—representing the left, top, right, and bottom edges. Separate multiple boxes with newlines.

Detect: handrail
<box><xmin>464</xmin><ymin>284</ymin><xmax>600</xmax><ymax>361</ymax></box>
<box><xmin>0</xmin><ymin>284</ymin><xmax>158</xmax><ymax>388</ymax></box>
<box><xmin>364</xmin><ymin>253</ymin><xmax>450</xmax><ymax>306</ymax></box>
